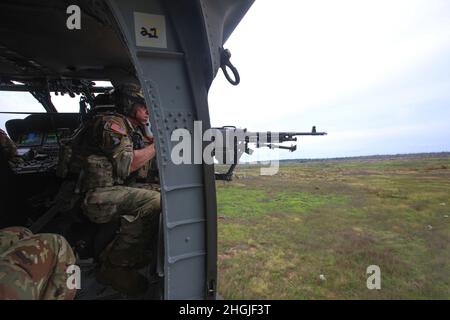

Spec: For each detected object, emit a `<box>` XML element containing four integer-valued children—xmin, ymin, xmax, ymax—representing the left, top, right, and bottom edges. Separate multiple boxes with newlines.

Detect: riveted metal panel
<box><xmin>106</xmin><ymin>0</ymin><xmax>253</xmax><ymax>299</ymax></box>
<box><xmin>107</xmin><ymin>0</ymin><xmax>209</xmax><ymax>299</ymax></box>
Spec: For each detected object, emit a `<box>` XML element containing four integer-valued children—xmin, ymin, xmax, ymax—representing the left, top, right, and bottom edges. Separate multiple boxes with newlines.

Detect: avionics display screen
<box><xmin>44</xmin><ymin>132</ymin><xmax>58</xmax><ymax>144</ymax></box>
<box><xmin>17</xmin><ymin>132</ymin><xmax>44</xmax><ymax>147</ymax></box>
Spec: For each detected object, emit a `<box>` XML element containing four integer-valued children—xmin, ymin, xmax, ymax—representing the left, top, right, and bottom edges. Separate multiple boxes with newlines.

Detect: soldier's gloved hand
<box><xmin>132</xmin><ymin>132</ymin><xmax>146</xmax><ymax>150</ymax></box>
<box><xmin>144</xmin><ymin>122</ymin><xmax>153</xmax><ymax>138</ymax></box>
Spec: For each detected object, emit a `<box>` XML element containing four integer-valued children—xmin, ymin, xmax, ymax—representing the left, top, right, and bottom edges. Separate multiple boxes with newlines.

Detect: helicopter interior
<box><xmin>1</xmin><ymin>112</ymin><xmax>79</xmax><ymax>225</ymax></box>
<box><xmin>0</xmin><ymin>0</ymin><xmax>169</xmax><ymax>299</ymax></box>
<box><xmin>0</xmin><ymin>0</ymin><xmax>256</xmax><ymax>300</ymax></box>
<box><xmin>0</xmin><ymin>90</ymin><xmax>164</xmax><ymax>299</ymax></box>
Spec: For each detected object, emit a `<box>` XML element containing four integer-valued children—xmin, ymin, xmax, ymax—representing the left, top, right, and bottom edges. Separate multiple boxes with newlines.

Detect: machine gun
<box><xmin>213</xmin><ymin>126</ymin><xmax>327</xmax><ymax>181</ymax></box>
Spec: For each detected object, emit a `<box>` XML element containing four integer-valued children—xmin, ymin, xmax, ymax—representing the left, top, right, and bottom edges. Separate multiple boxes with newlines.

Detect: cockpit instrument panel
<box><xmin>17</xmin><ymin>132</ymin><xmax>44</xmax><ymax>147</ymax></box>
<box><xmin>44</xmin><ymin>133</ymin><xmax>59</xmax><ymax>145</ymax></box>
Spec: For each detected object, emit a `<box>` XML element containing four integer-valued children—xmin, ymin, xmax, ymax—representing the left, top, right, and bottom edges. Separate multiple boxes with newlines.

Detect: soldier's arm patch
<box><xmin>111</xmin><ymin>136</ymin><xmax>121</xmax><ymax>146</ymax></box>
<box><xmin>110</xmin><ymin>122</ymin><xmax>127</xmax><ymax>135</ymax></box>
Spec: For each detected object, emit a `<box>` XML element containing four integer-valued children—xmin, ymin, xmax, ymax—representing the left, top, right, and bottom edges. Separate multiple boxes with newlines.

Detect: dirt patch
<box><xmin>218</xmin><ymin>243</ymin><xmax>259</xmax><ymax>260</ymax></box>
<box><xmin>425</xmin><ymin>165</ymin><xmax>448</xmax><ymax>171</ymax></box>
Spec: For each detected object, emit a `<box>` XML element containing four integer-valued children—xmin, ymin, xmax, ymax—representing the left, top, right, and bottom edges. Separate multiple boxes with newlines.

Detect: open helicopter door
<box><xmin>105</xmin><ymin>0</ymin><xmax>254</xmax><ymax>299</ymax></box>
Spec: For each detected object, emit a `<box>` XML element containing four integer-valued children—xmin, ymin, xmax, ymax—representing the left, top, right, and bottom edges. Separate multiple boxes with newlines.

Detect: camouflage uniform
<box><xmin>0</xmin><ymin>129</ymin><xmax>23</xmax><ymax>166</ymax></box>
<box><xmin>55</xmin><ymin>84</ymin><xmax>160</xmax><ymax>295</ymax></box>
<box><xmin>79</xmin><ymin>112</ymin><xmax>160</xmax><ymax>268</ymax></box>
<box><xmin>0</xmin><ymin>227</ymin><xmax>76</xmax><ymax>300</ymax></box>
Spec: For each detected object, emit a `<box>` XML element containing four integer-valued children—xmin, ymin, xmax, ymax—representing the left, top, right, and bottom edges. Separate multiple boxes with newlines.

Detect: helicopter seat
<box><xmin>70</xmin><ymin>209</ymin><xmax>120</xmax><ymax>260</ymax></box>
<box><xmin>33</xmin><ymin>182</ymin><xmax>119</xmax><ymax>262</ymax></box>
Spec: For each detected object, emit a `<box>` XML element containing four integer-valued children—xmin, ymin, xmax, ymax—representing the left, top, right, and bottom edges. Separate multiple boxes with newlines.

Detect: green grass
<box><xmin>216</xmin><ymin>155</ymin><xmax>450</xmax><ymax>299</ymax></box>
<box><xmin>217</xmin><ymin>187</ymin><xmax>347</xmax><ymax>218</ymax></box>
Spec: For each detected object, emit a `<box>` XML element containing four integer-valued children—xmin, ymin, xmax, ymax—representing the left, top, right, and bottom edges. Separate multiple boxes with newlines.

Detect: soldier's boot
<box><xmin>95</xmin><ymin>261</ymin><xmax>149</xmax><ymax>297</ymax></box>
<box><xmin>99</xmin><ymin>240</ymin><xmax>152</xmax><ymax>269</ymax></box>
<box><xmin>110</xmin><ymin>249</ymin><xmax>153</xmax><ymax>269</ymax></box>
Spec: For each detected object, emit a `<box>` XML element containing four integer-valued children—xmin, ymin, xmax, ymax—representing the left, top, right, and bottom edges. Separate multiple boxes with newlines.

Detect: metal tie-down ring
<box><xmin>220</xmin><ymin>48</ymin><xmax>240</xmax><ymax>85</ymax></box>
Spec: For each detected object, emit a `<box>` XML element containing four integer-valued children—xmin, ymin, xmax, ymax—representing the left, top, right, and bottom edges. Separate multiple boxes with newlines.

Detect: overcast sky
<box><xmin>209</xmin><ymin>0</ymin><xmax>450</xmax><ymax>160</ymax></box>
<box><xmin>1</xmin><ymin>0</ymin><xmax>449</xmax><ymax>161</ymax></box>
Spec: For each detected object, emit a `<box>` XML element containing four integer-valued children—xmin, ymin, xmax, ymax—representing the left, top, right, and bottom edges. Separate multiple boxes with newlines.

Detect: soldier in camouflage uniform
<box><xmin>0</xmin><ymin>226</ymin><xmax>76</xmax><ymax>300</ymax></box>
<box><xmin>76</xmin><ymin>83</ymin><xmax>161</xmax><ymax>296</ymax></box>
<box><xmin>0</xmin><ymin>128</ymin><xmax>23</xmax><ymax>166</ymax></box>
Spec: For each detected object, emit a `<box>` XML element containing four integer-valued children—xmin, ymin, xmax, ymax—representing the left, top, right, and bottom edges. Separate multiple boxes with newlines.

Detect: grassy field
<box><xmin>215</xmin><ymin>154</ymin><xmax>450</xmax><ymax>299</ymax></box>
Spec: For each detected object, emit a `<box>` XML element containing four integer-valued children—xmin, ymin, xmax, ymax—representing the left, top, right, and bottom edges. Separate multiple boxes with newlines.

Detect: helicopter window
<box><xmin>0</xmin><ymin>92</ymin><xmax>46</xmax><ymax>132</ymax></box>
<box><xmin>50</xmin><ymin>94</ymin><xmax>80</xmax><ymax>113</ymax></box>
<box><xmin>50</xmin><ymin>81</ymin><xmax>113</xmax><ymax>113</ymax></box>
<box><xmin>0</xmin><ymin>92</ymin><xmax>46</xmax><ymax>114</ymax></box>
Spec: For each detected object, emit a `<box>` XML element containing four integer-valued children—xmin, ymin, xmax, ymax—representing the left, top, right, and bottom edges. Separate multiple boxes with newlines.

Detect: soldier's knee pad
<box><xmin>82</xmin><ymin>189</ymin><xmax>120</xmax><ymax>224</ymax></box>
<box><xmin>140</xmin><ymin>190</ymin><xmax>161</xmax><ymax>215</ymax></box>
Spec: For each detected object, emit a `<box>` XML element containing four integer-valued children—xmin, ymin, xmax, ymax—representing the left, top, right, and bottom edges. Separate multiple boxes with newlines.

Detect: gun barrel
<box><xmin>281</xmin><ymin>132</ymin><xmax>327</xmax><ymax>136</ymax></box>
<box><xmin>243</xmin><ymin>131</ymin><xmax>327</xmax><ymax>137</ymax></box>
<box><xmin>278</xmin><ymin>132</ymin><xmax>327</xmax><ymax>137</ymax></box>
<box><xmin>243</xmin><ymin>131</ymin><xmax>327</xmax><ymax>143</ymax></box>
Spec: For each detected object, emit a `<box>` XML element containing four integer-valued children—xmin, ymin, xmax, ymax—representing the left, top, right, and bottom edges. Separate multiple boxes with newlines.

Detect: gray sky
<box><xmin>1</xmin><ymin>0</ymin><xmax>449</xmax><ymax>161</ymax></box>
<box><xmin>209</xmin><ymin>0</ymin><xmax>450</xmax><ymax>160</ymax></box>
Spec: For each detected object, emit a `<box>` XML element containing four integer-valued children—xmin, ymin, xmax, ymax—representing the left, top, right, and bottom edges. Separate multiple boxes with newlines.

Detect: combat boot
<box><xmin>104</xmin><ymin>247</ymin><xmax>153</xmax><ymax>269</ymax></box>
<box><xmin>99</xmin><ymin>239</ymin><xmax>152</xmax><ymax>268</ymax></box>
<box><xmin>95</xmin><ymin>261</ymin><xmax>149</xmax><ymax>297</ymax></box>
